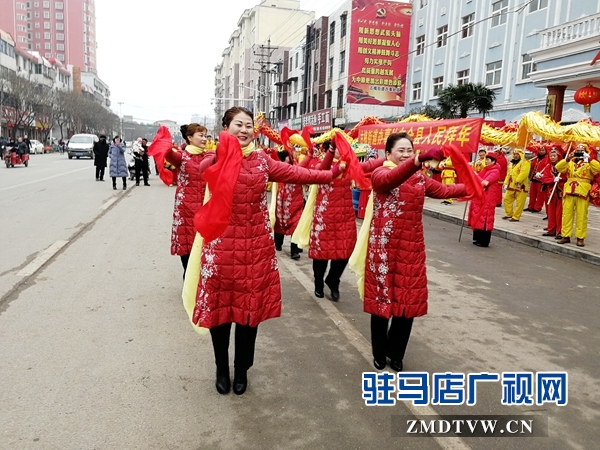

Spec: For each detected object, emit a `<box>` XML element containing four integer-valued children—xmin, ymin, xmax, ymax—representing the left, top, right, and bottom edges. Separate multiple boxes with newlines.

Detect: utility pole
<box><xmin>117</xmin><ymin>101</ymin><xmax>124</xmax><ymax>139</ymax></box>
<box><xmin>253</xmin><ymin>37</ymin><xmax>279</xmax><ymax>125</ymax></box>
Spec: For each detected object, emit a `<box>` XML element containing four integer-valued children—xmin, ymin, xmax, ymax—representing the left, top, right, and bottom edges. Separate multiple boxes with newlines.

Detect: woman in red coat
<box><xmin>165</xmin><ymin>124</ymin><xmax>213</xmax><ymax>278</ymax></box>
<box><xmin>189</xmin><ymin>107</ymin><xmax>343</xmax><ymax>396</ymax></box>
<box><xmin>468</xmin><ymin>152</ymin><xmax>501</xmax><ymax>247</ymax></box>
<box><xmin>309</xmin><ymin>140</ymin><xmax>382</xmax><ymax>301</ymax></box>
<box><xmin>541</xmin><ymin>147</ymin><xmax>567</xmax><ymax>238</ymax></box>
<box><xmin>363</xmin><ymin>133</ymin><xmax>469</xmax><ymax>372</ymax></box>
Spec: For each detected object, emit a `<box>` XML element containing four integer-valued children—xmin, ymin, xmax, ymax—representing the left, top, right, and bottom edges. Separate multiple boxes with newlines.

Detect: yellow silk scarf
<box><xmin>348</xmin><ymin>160</ymin><xmax>397</xmax><ymax>300</ymax></box>
<box><xmin>269</xmin><ymin>182</ymin><xmax>278</xmax><ymax>229</ymax></box>
<box><xmin>185</xmin><ymin>144</ymin><xmax>206</xmax><ymax>155</ymax></box>
<box><xmin>290</xmin><ymin>184</ymin><xmax>318</xmax><ymax>249</ymax></box>
<box><xmin>181</xmin><ymin>142</ymin><xmax>256</xmax><ymax>334</ymax></box>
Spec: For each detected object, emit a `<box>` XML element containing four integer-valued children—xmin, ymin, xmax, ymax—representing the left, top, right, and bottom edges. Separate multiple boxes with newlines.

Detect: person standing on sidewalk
<box><xmin>93</xmin><ymin>135</ymin><xmax>109</xmax><ymax>181</ymax></box>
<box><xmin>502</xmin><ymin>148</ymin><xmax>531</xmax><ymax>222</ymax></box>
<box><xmin>526</xmin><ymin>146</ymin><xmax>549</xmax><ymax>213</ymax></box>
<box><xmin>132</xmin><ymin>138</ymin><xmax>150</xmax><ymax>186</ymax></box>
<box><xmin>439</xmin><ymin>156</ymin><xmax>456</xmax><ymax>204</ymax></box>
<box><xmin>183</xmin><ymin>107</ymin><xmax>345</xmax><ymax>396</ymax></box>
<box><xmin>541</xmin><ymin>147</ymin><xmax>567</xmax><ymax>239</ymax></box>
<box><xmin>468</xmin><ymin>152</ymin><xmax>501</xmax><ymax>247</ymax></box>
<box><xmin>494</xmin><ymin>146</ymin><xmax>508</xmax><ymax>207</ymax></box>
<box><xmin>108</xmin><ymin>136</ymin><xmax>128</xmax><ymax>190</ymax></box>
<box><xmin>556</xmin><ymin>144</ymin><xmax>600</xmax><ymax>247</ymax></box>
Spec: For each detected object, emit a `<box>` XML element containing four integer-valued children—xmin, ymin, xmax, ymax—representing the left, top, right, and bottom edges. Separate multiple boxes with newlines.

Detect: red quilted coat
<box><xmin>364</xmin><ymin>160</ymin><xmax>467</xmax><ymax>319</ymax></box>
<box><xmin>495</xmin><ymin>151</ymin><xmax>508</xmax><ymax>205</ymax></box>
<box><xmin>309</xmin><ymin>155</ymin><xmax>383</xmax><ymax>260</ymax></box>
<box><xmin>193</xmin><ymin>151</ymin><xmax>333</xmax><ymax>329</ymax></box>
<box><xmin>166</xmin><ymin>150</ymin><xmax>213</xmax><ymax>256</ymax></box>
<box><xmin>467</xmin><ymin>164</ymin><xmax>501</xmax><ymax>231</ymax></box>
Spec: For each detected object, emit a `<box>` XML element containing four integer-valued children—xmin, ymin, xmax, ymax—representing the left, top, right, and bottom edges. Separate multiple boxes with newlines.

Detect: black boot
<box><xmin>216</xmin><ymin>367</ymin><xmax>231</xmax><ymax>395</ymax></box>
<box><xmin>233</xmin><ymin>368</ymin><xmax>248</xmax><ymax>395</ymax></box>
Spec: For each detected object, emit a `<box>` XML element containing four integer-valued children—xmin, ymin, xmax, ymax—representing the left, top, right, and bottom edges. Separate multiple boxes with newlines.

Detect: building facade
<box><xmin>407</xmin><ymin>0</ymin><xmax>600</xmax><ymax>122</ymax></box>
<box><xmin>0</xmin><ymin>0</ymin><xmax>97</xmax><ymax>72</ymax></box>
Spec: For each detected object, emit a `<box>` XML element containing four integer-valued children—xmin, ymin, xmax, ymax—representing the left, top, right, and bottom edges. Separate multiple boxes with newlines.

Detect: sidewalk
<box><xmin>423</xmin><ymin>197</ymin><xmax>600</xmax><ymax>266</ymax></box>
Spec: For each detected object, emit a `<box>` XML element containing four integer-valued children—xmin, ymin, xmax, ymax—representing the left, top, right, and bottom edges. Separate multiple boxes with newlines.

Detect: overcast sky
<box><xmin>95</xmin><ymin>0</ymin><xmax>342</xmax><ymax>125</ymax></box>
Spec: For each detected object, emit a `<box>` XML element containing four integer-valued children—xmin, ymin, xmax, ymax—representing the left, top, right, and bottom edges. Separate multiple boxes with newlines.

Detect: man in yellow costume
<box><xmin>205</xmin><ymin>135</ymin><xmax>217</xmax><ymax>150</ymax></box>
<box><xmin>439</xmin><ymin>156</ymin><xmax>456</xmax><ymax>204</ymax></box>
<box><xmin>556</xmin><ymin>144</ymin><xmax>600</xmax><ymax>247</ymax></box>
<box><xmin>502</xmin><ymin>148</ymin><xmax>531</xmax><ymax>222</ymax></box>
<box><xmin>472</xmin><ymin>148</ymin><xmax>487</xmax><ymax>173</ymax></box>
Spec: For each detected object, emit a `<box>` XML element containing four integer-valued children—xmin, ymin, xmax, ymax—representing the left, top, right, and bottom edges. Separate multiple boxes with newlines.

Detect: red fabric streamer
<box><xmin>441</xmin><ymin>144</ymin><xmax>485</xmax><ymax>228</ymax></box>
<box><xmin>193</xmin><ymin>131</ymin><xmax>243</xmax><ymax>243</ymax></box>
<box><xmin>280</xmin><ymin>127</ymin><xmax>297</xmax><ymax>152</ymax></box>
<box><xmin>301</xmin><ymin>125</ymin><xmax>314</xmax><ymax>151</ymax></box>
<box><xmin>147</xmin><ymin>126</ymin><xmax>176</xmax><ymax>186</ymax></box>
<box><xmin>333</xmin><ymin>132</ymin><xmax>370</xmax><ymax>189</ymax></box>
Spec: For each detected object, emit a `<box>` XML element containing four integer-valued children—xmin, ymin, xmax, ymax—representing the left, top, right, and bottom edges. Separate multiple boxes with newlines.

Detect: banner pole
<box><xmin>458</xmin><ymin>200</ymin><xmax>469</xmax><ymax>242</ymax></box>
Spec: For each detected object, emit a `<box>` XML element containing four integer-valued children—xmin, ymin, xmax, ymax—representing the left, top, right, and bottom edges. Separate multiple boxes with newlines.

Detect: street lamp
<box><xmin>117</xmin><ymin>101</ymin><xmax>124</xmax><ymax>138</ymax></box>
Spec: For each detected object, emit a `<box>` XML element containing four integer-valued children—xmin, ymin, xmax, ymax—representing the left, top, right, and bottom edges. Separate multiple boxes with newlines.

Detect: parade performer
<box><xmin>357</xmin><ymin>149</ymin><xmax>378</xmax><ymax>219</ymax></box>
<box><xmin>494</xmin><ymin>146</ymin><xmax>508</xmax><ymax>207</ymax></box>
<box><xmin>526</xmin><ymin>145</ymin><xmax>549</xmax><ymax>213</ymax></box>
<box><xmin>349</xmin><ymin>132</ymin><xmax>479</xmax><ymax>372</ymax></box>
<box><xmin>502</xmin><ymin>148</ymin><xmax>531</xmax><ymax>222</ymax></box>
<box><xmin>541</xmin><ymin>147</ymin><xmax>567</xmax><ymax>238</ymax></box>
<box><xmin>556</xmin><ymin>144</ymin><xmax>600</xmax><ymax>247</ymax></box>
<box><xmin>439</xmin><ymin>156</ymin><xmax>456</xmax><ymax>204</ymax></box>
<box><xmin>471</xmin><ymin>148</ymin><xmax>487</xmax><ymax>173</ymax></box>
<box><xmin>162</xmin><ymin>124</ymin><xmax>213</xmax><ymax>278</ymax></box>
<box><xmin>468</xmin><ymin>152</ymin><xmax>501</xmax><ymax>247</ymax></box>
<box><xmin>294</xmin><ymin>137</ymin><xmax>383</xmax><ymax>301</ymax></box>
<box><xmin>183</xmin><ymin>107</ymin><xmax>345</xmax><ymax>396</ymax></box>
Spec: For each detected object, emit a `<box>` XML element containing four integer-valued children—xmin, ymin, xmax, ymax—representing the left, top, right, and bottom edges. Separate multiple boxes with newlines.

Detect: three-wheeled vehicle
<box><xmin>4</xmin><ymin>150</ymin><xmax>29</xmax><ymax>168</ymax></box>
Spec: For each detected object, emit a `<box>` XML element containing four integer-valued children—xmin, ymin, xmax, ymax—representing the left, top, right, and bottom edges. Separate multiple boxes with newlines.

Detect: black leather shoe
<box><xmin>390</xmin><ymin>360</ymin><xmax>403</xmax><ymax>372</ymax></box>
<box><xmin>233</xmin><ymin>370</ymin><xmax>247</xmax><ymax>395</ymax></box>
<box><xmin>373</xmin><ymin>358</ymin><xmax>386</xmax><ymax>370</ymax></box>
<box><xmin>314</xmin><ymin>290</ymin><xmax>324</xmax><ymax>298</ymax></box>
<box><xmin>275</xmin><ymin>246</ymin><xmax>282</xmax><ymax>251</ymax></box>
<box><xmin>325</xmin><ymin>280</ymin><xmax>339</xmax><ymax>301</ymax></box>
<box><xmin>291</xmin><ymin>253</ymin><xmax>300</xmax><ymax>260</ymax></box>
<box><xmin>216</xmin><ymin>370</ymin><xmax>231</xmax><ymax>395</ymax></box>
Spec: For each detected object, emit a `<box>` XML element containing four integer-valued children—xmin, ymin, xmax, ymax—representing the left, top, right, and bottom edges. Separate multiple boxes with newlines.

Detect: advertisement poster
<box><xmin>347</xmin><ymin>0</ymin><xmax>412</xmax><ymax>106</ymax></box>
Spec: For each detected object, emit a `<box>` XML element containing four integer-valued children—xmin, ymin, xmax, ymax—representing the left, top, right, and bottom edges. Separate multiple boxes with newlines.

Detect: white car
<box><xmin>30</xmin><ymin>139</ymin><xmax>44</xmax><ymax>154</ymax></box>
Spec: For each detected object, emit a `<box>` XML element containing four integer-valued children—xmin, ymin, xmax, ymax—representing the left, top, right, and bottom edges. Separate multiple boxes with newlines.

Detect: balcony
<box><xmin>539</xmin><ymin>13</ymin><xmax>600</xmax><ymax>49</ymax></box>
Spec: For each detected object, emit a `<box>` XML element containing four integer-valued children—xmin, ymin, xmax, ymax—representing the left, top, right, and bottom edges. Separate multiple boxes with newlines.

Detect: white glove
<box><xmin>554</xmin><ymin>176</ymin><xmax>561</xmax><ymax>182</ymax></box>
<box><xmin>583</xmin><ymin>152</ymin><xmax>590</xmax><ymax>163</ymax></box>
<box><xmin>535</xmin><ymin>172</ymin><xmax>542</xmax><ymax>179</ymax></box>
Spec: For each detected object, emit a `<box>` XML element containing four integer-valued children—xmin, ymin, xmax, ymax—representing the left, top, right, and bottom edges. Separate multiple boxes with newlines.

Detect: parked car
<box><xmin>30</xmin><ymin>139</ymin><xmax>44</xmax><ymax>154</ymax></box>
<box><xmin>67</xmin><ymin>134</ymin><xmax>99</xmax><ymax>159</ymax></box>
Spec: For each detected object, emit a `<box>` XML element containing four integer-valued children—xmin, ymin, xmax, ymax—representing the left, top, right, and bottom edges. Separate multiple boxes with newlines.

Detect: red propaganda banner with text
<box><xmin>358</xmin><ymin>118</ymin><xmax>484</xmax><ymax>153</ymax></box>
<box><xmin>347</xmin><ymin>0</ymin><xmax>412</xmax><ymax>107</ymax></box>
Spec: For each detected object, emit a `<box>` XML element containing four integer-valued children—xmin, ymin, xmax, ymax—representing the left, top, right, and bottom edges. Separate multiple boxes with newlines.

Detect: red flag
<box><xmin>147</xmin><ymin>126</ymin><xmax>175</xmax><ymax>186</ymax></box>
<box><xmin>333</xmin><ymin>132</ymin><xmax>370</xmax><ymax>189</ymax></box>
<box><xmin>591</xmin><ymin>48</ymin><xmax>600</xmax><ymax>66</ymax></box>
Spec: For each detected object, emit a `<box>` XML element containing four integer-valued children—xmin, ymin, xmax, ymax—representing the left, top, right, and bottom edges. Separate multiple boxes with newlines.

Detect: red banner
<box><xmin>347</xmin><ymin>0</ymin><xmax>412</xmax><ymax>106</ymax></box>
<box><xmin>357</xmin><ymin>118</ymin><xmax>484</xmax><ymax>153</ymax></box>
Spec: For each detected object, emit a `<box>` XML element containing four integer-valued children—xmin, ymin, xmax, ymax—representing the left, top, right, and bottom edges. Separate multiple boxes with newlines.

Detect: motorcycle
<box><xmin>4</xmin><ymin>150</ymin><xmax>29</xmax><ymax>168</ymax></box>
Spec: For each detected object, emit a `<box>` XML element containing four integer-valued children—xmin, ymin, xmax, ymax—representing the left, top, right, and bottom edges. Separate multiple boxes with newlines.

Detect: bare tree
<box><xmin>0</xmin><ymin>71</ymin><xmax>38</xmax><ymax>138</ymax></box>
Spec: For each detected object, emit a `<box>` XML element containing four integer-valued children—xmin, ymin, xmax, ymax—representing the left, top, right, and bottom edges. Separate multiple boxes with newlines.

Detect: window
<box><xmin>462</xmin><ymin>13</ymin><xmax>474</xmax><ymax>38</ymax></box>
<box><xmin>416</xmin><ymin>35</ymin><xmax>425</xmax><ymax>55</ymax></box>
<box><xmin>295</xmin><ymin>53</ymin><xmax>298</xmax><ymax>68</ymax></box>
<box><xmin>35</xmin><ymin>64</ymin><xmax>43</xmax><ymax>74</ymax></box>
<box><xmin>34</xmin><ymin>1</ymin><xmax>39</xmax><ymax>5</ymax></box>
<box><xmin>56</xmin><ymin>23</ymin><xmax>63</xmax><ymax>30</ymax></box>
<box><xmin>56</xmin><ymin>33</ymin><xmax>64</xmax><ymax>41</ymax></box>
<box><xmin>340</xmin><ymin>14</ymin><xmax>347</xmax><ymax>37</ymax></box>
<box><xmin>35</xmin><ymin>12</ymin><xmax>39</xmax><ymax>17</ymax></box>
<box><xmin>457</xmin><ymin>69</ymin><xmax>470</xmax><ymax>85</ymax></box>
<box><xmin>43</xmin><ymin>1</ymin><xmax>49</xmax><ymax>7</ymax></box>
<box><xmin>337</xmin><ymin>86</ymin><xmax>344</xmax><ymax>108</ymax></box>
<box><xmin>35</xmin><ymin>32</ymin><xmax>40</xmax><ymax>38</ymax></box>
<box><xmin>485</xmin><ymin>61</ymin><xmax>502</xmax><ymax>85</ymax></box>
<box><xmin>437</xmin><ymin>25</ymin><xmax>448</xmax><ymax>48</ymax></box>
<box><xmin>529</xmin><ymin>0</ymin><xmax>548</xmax><ymax>12</ymax></box>
<box><xmin>314</xmin><ymin>63</ymin><xmax>318</xmax><ymax>81</ymax></box>
<box><xmin>35</xmin><ymin>43</ymin><xmax>41</xmax><ymax>49</ymax></box>
<box><xmin>43</xmin><ymin>11</ymin><xmax>50</xmax><ymax>18</ymax></box>
<box><xmin>56</xmin><ymin>12</ymin><xmax>63</xmax><ymax>19</ymax></box>
<box><xmin>56</xmin><ymin>43</ymin><xmax>64</xmax><ymax>50</ymax></box>
<box><xmin>294</xmin><ymin>80</ymin><xmax>298</xmax><ymax>93</ymax></box>
<box><xmin>289</xmin><ymin>56</ymin><xmax>293</xmax><ymax>70</ymax></box>
<box><xmin>412</xmin><ymin>82</ymin><xmax>422</xmax><ymax>101</ymax></box>
<box><xmin>44</xmin><ymin>32</ymin><xmax>50</xmax><ymax>39</ymax></box>
<box><xmin>491</xmin><ymin>0</ymin><xmax>508</xmax><ymax>27</ymax></box>
<box><xmin>44</xmin><ymin>42</ymin><xmax>51</xmax><ymax>49</ymax></box>
<box><xmin>44</xmin><ymin>53</ymin><xmax>51</xmax><ymax>58</ymax></box>
<box><xmin>44</xmin><ymin>22</ymin><xmax>50</xmax><ymax>29</ymax></box>
<box><xmin>328</xmin><ymin>57</ymin><xmax>334</xmax><ymax>78</ymax></box>
<box><xmin>57</xmin><ymin>54</ymin><xmax>64</xmax><ymax>61</ymax></box>
<box><xmin>521</xmin><ymin>54</ymin><xmax>536</xmax><ymax>79</ymax></box>
<box><xmin>325</xmin><ymin>90</ymin><xmax>332</xmax><ymax>108</ymax></box>
<box><xmin>339</xmin><ymin>50</ymin><xmax>345</xmax><ymax>72</ymax></box>
<box><xmin>329</xmin><ymin>21</ymin><xmax>335</xmax><ymax>44</ymax></box>
<box><xmin>433</xmin><ymin>76</ymin><xmax>444</xmax><ymax>96</ymax></box>
<box><xmin>420</xmin><ymin>0</ymin><xmax>428</xmax><ymax>7</ymax></box>
<box><xmin>35</xmin><ymin>22</ymin><xmax>40</xmax><ymax>28</ymax></box>
<box><xmin>55</xmin><ymin>1</ymin><xmax>63</xmax><ymax>8</ymax></box>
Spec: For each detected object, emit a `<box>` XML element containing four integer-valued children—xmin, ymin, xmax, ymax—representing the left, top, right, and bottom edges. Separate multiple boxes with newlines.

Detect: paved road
<box><xmin>0</xmin><ymin>156</ymin><xmax>598</xmax><ymax>449</ymax></box>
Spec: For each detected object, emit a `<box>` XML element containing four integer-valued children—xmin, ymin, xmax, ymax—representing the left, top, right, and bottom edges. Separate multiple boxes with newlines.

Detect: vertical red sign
<box><xmin>347</xmin><ymin>0</ymin><xmax>412</xmax><ymax>106</ymax></box>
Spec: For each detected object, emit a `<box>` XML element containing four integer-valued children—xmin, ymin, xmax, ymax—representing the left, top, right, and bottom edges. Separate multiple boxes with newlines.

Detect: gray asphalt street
<box><xmin>0</xmin><ymin>153</ymin><xmax>598</xmax><ymax>449</ymax></box>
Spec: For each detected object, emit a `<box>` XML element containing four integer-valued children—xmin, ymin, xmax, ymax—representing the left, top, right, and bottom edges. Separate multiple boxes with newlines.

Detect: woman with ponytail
<box><xmin>183</xmin><ymin>107</ymin><xmax>345</xmax><ymax>396</ymax></box>
<box><xmin>165</xmin><ymin>123</ymin><xmax>214</xmax><ymax>278</ymax></box>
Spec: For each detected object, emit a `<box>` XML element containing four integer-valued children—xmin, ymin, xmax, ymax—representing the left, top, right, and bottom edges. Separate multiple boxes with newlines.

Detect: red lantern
<box><xmin>574</xmin><ymin>85</ymin><xmax>600</xmax><ymax>113</ymax></box>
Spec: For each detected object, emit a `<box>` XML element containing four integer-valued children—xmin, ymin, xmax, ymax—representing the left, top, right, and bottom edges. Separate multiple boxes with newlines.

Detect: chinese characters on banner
<box><xmin>358</xmin><ymin>118</ymin><xmax>484</xmax><ymax>153</ymax></box>
<box><xmin>302</xmin><ymin>108</ymin><xmax>332</xmax><ymax>133</ymax></box>
<box><xmin>347</xmin><ymin>0</ymin><xmax>412</xmax><ymax>106</ymax></box>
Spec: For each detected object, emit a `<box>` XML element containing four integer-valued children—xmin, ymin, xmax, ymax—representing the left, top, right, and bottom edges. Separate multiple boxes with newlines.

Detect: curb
<box><xmin>423</xmin><ymin>207</ymin><xmax>600</xmax><ymax>267</ymax></box>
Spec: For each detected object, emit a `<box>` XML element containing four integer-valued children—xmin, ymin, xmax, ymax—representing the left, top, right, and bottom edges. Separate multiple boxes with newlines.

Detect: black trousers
<box><xmin>209</xmin><ymin>322</ymin><xmax>259</xmax><ymax>372</ymax></box>
<box><xmin>135</xmin><ymin>159</ymin><xmax>149</xmax><ymax>184</ymax></box>
<box><xmin>370</xmin><ymin>314</ymin><xmax>414</xmax><ymax>363</ymax></box>
<box><xmin>473</xmin><ymin>229</ymin><xmax>492</xmax><ymax>247</ymax></box>
<box><xmin>274</xmin><ymin>232</ymin><xmax>300</xmax><ymax>255</ymax></box>
<box><xmin>112</xmin><ymin>176</ymin><xmax>126</xmax><ymax>187</ymax></box>
<box><xmin>312</xmin><ymin>258</ymin><xmax>349</xmax><ymax>291</ymax></box>
<box><xmin>95</xmin><ymin>166</ymin><xmax>105</xmax><ymax>180</ymax></box>
<box><xmin>180</xmin><ymin>254</ymin><xmax>190</xmax><ymax>279</ymax></box>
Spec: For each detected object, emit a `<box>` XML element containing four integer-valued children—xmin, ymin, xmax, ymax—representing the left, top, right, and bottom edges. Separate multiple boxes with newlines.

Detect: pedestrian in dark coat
<box><xmin>93</xmin><ymin>135</ymin><xmax>109</xmax><ymax>181</ymax></box>
<box><xmin>108</xmin><ymin>136</ymin><xmax>128</xmax><ymax>190</ymax></box>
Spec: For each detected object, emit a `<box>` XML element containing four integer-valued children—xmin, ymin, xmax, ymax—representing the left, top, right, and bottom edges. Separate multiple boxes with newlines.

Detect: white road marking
<box><xmin>278</xmin><ymin>256</ymin><xmax>472</xmax><ymax>450</ymax></box>
<box><xmin>100</xmin><ymin>197</ymin><xmax>118</xmax><ymax>211</ymax></box>
<box><xmin>467</xmin><ymin>274</ymin><xmax>491</xmax><ymax>284</ymax></box>
<box><xmin>0</xmin><ymin>167</ymin><xmax>89</xmax><ymax>192</ymax></box>
<box><xmin>17</xmin><ymin>240</ymin><xmax>69</xmax><ymax>277</ymax></box>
